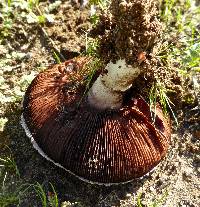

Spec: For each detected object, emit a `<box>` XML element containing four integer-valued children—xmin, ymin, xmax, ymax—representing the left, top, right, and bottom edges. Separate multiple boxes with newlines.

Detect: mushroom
<box><xmin>21</xmin><ymin>0</ymin><xmax>171</xmax><ymax>185</ymax></box>
<box><xmin>21</xmin><ymin>57</ymin><xmax>170</xmax><ymax>185</ymax></box>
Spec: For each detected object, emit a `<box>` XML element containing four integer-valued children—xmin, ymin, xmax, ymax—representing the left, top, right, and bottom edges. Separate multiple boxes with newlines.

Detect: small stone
<box><xmin>193</xmin><ymin>130</ymin><xmax>200</xmax><ymax>139</ymax></box>
<box><xmin>0</xmin><ymin>45</ymin><xmax>8</xmax><ymax>56</ymax></box>
<box><xmin>150</xmin><ymin>186</ymin><xmax>154</xmax><ymax>192</ymax></box>
<box><xmin>126</xmin><ymin>193</ymin><xmax>132</xmax><ymax>197</ymax></box>
<box><xmin>119</xmin><ymin>1</ymin><xmax>127</xmax><ymax>12</ymax></box>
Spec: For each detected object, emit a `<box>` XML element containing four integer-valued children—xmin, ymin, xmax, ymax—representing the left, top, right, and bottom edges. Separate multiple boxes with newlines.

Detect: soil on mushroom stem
<box><xmin>91</xmin><ymin>0</ymin><xmax>184</xmax><ymax>104</ymax></box>
<box><xmin>0</xmin><ymin>0</ymin><xmax>199</xmax><ymax>207</ymax></box>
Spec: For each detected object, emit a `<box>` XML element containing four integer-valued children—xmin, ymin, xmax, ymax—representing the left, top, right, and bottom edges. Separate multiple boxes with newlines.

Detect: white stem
<box><xmin>88</xmin><ymin>59</ymin><xmax>141</xmax><ymax>110</ymax></box>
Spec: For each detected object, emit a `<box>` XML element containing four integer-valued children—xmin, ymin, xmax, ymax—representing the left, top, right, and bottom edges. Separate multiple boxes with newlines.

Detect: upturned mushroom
<box><xmin>21</xmin><ymin>0</ymin><xmax>171</xmax><ymax>185</ymax></box>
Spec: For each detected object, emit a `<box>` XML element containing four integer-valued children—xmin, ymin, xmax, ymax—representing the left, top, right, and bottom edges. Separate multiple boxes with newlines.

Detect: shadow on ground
<box><xmin>1</xmin><ymin>102</ymin><xmax>148</xmax><ymax>207</ymax></box>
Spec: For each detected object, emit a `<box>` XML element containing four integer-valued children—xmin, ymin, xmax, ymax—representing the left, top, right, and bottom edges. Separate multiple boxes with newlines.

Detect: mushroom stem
<box><xmin>87</xmin><ymin>0</ymin><xmax>162</xmax><ymax>110</ymax></box>
<box><xmin>88</xmin><ymin>59</ymin><xmax>140</xmax><ymax>109</ymax></box>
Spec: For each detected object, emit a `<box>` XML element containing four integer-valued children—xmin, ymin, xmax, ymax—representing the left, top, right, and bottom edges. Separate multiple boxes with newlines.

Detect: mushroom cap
<box><xmin>22</xmin><ymin>57</ymin><xmax>171</xmax><ymax>185</ymax></box>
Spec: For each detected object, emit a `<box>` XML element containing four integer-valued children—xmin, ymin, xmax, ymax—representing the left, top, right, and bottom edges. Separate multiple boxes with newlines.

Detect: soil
<box><xmin>0</xmin><ymin>0</ymin><xmax>199</xmax><ymax>207</ymax></box>
<box><xmin>93</xmin><ymin>0</ymin><xmax>162</xmax><ymax>66</ymax></box>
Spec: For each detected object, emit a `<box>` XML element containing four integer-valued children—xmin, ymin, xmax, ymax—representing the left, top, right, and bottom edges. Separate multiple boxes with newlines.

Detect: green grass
<box><xmin>137</xmin><ymin>191</ymin><xmax>168</xmax><ymax>207</ymax></box>
<box><xmin>29</xmin><ymin>182</ymin><xmax>59</xmax><ymax>207</ymax></box>
<box><xmin>85</xmin><ymin>37</ymin><xmax>99</xmax><ymax>57</ymax></box>
<box><xmin>32</xmin><ymin>182</ymin><xmax>48</xmax><ymax>207</ymax></box>
<box><xmin>89</xmin><ymin>0</ymin><xmax>111</xmax><ymax>11</ymax></box>
<box><xmin>0</xmin><ymin>192</ymin><xmax>20</xmax><ymax>207</ymax></box>
<box><xmin>0</xmin><ymin>154</ymin><xmax>20</xmax><ymax>207</ymax></box>
<box><xmin>0</xmin><ymin>150</ymin><xmax>59</xmax><ymax>206</ymax></box>
<box><xmin>159</xmin><ymin>0</ymin><xmax>200</xmax><ymax>74</ymax></box>
<box><xmin>154</xmin><ymin>0</ymin><xmax>200</xmax><ymax>119</ymax></box>
<box><xmin>0</xmin><ymin>156</ymin><xmax>20</xmax><ymax>178</ymax></box>
<box><xmin>48</xmin><ymin>183</ymin><xmax>59</xmax><ymax>207</ymax></box>
<box><xmin>149</xmin><ymin>82</ymin><xmax>178</xmax><ymax>125</ymax></box>
<box><xmin>0</xmin><ymin>175</ymin><xmax>60</xmax><ymax>207</ymax></box>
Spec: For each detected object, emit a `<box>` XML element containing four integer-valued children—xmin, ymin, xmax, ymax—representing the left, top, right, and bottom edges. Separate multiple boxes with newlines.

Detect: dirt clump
<box><xmin>92</xmin><ymin>0</ymin><xmax>161</xmax><ymax>67</ymax></box>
